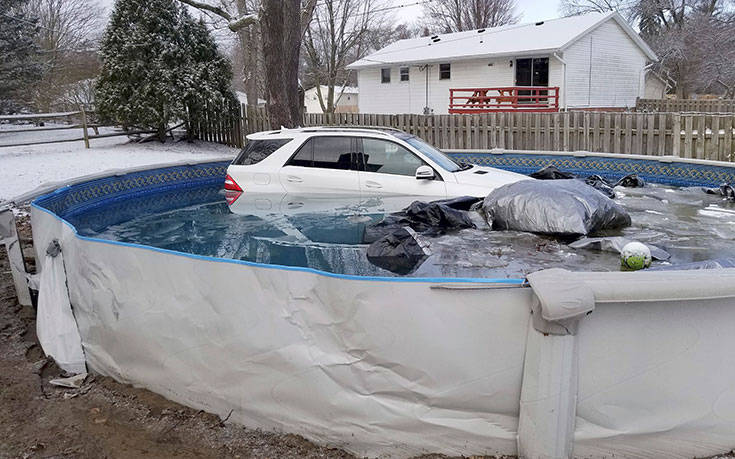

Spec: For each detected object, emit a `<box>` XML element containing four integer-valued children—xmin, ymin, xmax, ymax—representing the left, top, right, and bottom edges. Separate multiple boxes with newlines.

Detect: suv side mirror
<box><xmin>415</xmin><ymin>165</ymin><xmax>435</xmax><ymax>180</ymax></box>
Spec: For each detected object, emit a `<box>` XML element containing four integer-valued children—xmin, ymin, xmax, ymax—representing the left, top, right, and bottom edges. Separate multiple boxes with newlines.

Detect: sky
<box><xmin>97</xmin><ymin>0</ymin><xmax>565</xmax><ymax>27</ymax></box>
<box><xmin>393</xmin><ymin>0</ymin><xmax>563</xmax><ymax>25</ymax></box>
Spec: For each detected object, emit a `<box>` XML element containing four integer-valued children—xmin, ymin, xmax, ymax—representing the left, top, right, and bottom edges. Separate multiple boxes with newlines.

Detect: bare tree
<box><xmin>559</xmin><ymin>0</ymin><xmax>632</xmax><ymax>17</ymax></box>
<box><xmin>177</xmin><ymin>0</ymin><xmax>317</xmax><ymax>128</ymax></box>
<box><xmin>423</xmin><ymin>0</ymin><xmax>520</xmax><ymax>33</ymax></box>
<box><xmin>560</xmin><ymin>0</ymin><xmax>735</xmax><ymax>98</ymax></box>
<box><xmin>302</xmin><ymin>0</ymin><xmax>389</xmax><ymax>113</ymax></box>
<box><xmin>632</xmin><ymin>0</ymin><xmax>735</xmax><ymax>97</ymax></box>
<box><xmin>22</xmin><ymin>0</ymin><xmax>104</xmax><ymax>111</ymax></box>
<box><xmin>235</xmin><ymin>0</ymin><xmax>263</xmax><ymax>108</ymax></box>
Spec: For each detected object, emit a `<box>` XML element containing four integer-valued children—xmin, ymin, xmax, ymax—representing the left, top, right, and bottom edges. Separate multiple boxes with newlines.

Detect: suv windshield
<box><xmin>400</xmin><ymin>135</ymin><xmax>465</xmax><ymax>172</ymax></box>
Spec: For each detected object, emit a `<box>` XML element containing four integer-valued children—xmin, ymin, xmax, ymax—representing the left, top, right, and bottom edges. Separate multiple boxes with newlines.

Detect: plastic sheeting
<box><xmin>36</xmin><ymin>240</ymin><xmax>86</xmax><ymax>374</ymax></box>
<box><xmin>31</xmin><ymin>200</ymin><xmax>735</xmax><ymax>458</ymax></box>
<box><xmin>482</xmin><ymin>179</ymin><xmax>631</xmax><ymax>237</ymax></box>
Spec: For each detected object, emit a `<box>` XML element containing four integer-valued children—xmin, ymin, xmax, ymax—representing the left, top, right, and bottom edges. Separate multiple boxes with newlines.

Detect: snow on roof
<box><xmin>305</xmin><ymin>85</ymin><xmax>359</xmax><ymax>95</ymax></box>
<box><xmin>347</xmin><ymin>12</ymin><xmax>656</xmax><ymax>70</ymax></box>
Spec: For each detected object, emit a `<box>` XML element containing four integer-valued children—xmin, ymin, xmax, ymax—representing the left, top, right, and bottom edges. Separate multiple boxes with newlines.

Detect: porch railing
<box><xmin>448</xmin><ymin>86</ymin><xmax>560</xmax><ymax>113</ymax></box>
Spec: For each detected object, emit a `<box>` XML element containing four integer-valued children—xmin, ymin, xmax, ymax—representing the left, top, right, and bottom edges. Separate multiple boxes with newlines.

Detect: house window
<box><xmin>400</xmin><ymin>66</ymin><xmax>409</xmax><ymax>81</ymax></box>
<box><xmin>439</xmin><ymin>63</ymin><xmax>451</xmax><ymax>80</ymax></box>
<box><xmin>381</xmin><ymin>68</ymin><xmax>391</xmax><ymax>83</ymax></box>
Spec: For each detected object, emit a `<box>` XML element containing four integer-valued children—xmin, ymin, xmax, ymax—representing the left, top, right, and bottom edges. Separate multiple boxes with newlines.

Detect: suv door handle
<box><xmin>286</xmin><ymin>175</ymin><xmax>303</xmax><ymax>183</ymax></box>
<box><xmin>364</xmin><ymin>180</ymin><xmax>382</xmax><ymax>189</ymax></box>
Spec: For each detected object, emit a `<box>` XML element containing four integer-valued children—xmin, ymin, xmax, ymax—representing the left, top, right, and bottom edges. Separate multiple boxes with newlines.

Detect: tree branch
<box><xmin>176</xmin><ymin>0</ymin><xmax>257</xmax><ymax>31</ymax></box>
<box><xmin>228</xmin><ymin>13</ymin><xmax>258</xmax><ymax>31</ymax></box>
<box><xmin>177</xmin><ymin>0</ymin><xmax>233</xmax><ymax>20</ymax></box>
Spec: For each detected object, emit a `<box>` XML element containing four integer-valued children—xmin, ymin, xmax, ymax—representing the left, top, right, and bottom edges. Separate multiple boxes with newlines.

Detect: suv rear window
<box><xmin>232</xmin><ymin>139</ymin><xmax>292</xmax><ymax>165</ymax></box>
<box><xmin>286</xmin><ymin>136</ymin><xmax>357</xmax><ymax>170</ymax></box>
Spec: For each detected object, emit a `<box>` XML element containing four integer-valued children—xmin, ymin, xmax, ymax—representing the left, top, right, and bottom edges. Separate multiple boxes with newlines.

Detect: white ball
<box><xmin>621</xmin><ymin>241</ymin><xmax>652</xmax><ymax>270</ymax></box>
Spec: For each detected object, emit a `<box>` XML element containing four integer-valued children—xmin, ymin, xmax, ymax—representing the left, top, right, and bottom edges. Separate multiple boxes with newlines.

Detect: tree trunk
<box><xmin>236</xmin><ymin>0</ymin><xmax>259</xmax><ymax>108</ymax></box>
<box><xmin>261</xmin><ymin>0</ymin><xmax>303</xmax><ymax>128</ymax></box>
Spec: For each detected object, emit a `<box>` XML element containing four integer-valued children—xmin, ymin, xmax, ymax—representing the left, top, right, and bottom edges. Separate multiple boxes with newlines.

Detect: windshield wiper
<box><xmin>457</xmin><ymin>162</ymin><xmax>473</xmax><ymax>171</ymax></box>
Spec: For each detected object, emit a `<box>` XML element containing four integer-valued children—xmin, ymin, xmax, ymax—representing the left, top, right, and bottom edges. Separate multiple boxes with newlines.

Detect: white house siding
<box><xmin>304</xmin><ymin>87</ymin><xmax>359</xmax><ymax>114</ymax></box>
<box><xmin>644</xmin><ymin>74</ymin><xmax>667</xmax><ymax>99</ymax></box>
<box><xmin>357</xmin><ymin>56</ymin><xmax>564</xmax><ymax>114</ymax></box>
<box><xmin>563</xmin><ymin>19</ymin><xmax>648</xmax><ymax>108</ymax></box>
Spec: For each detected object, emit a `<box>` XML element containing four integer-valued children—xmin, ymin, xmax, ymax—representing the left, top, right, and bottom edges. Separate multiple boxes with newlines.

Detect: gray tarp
<box><xmin>481</xmin><ymin>180</ymin><xmax>631</xmax><ymax>237</ymax></box>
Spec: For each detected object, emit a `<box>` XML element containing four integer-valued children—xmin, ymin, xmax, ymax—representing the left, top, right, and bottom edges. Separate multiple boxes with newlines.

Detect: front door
<box><xmin>515</xmin><ymin>57</ymin><xmax>549</xmax><ymax>104</ymax></box>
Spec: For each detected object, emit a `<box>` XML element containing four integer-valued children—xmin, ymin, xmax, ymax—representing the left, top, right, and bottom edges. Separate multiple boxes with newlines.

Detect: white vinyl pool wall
<box><xmin>30</xmin><ymin>153</ymin><xmax>735</xmax><ymax>458</ymax></box>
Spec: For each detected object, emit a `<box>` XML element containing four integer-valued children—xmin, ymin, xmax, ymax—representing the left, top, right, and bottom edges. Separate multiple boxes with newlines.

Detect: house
<box><xmin>643</xmin><ymin>72</ymin><xmax>671</xmax><ymax>99</ymax></box>
<box><xmin>235</xmin><ymin>91</ymin><xmax>266</xmax><ymax>107</ymax></box>
<box><xmin>346</xmin><ymin>12</ymin><xmax>659</xmax><ymax>114</ymax></box>
<box><xmin>303</xmin><ymin>85</ymin><xmax>359</xmax><ymax>114</ymax></box>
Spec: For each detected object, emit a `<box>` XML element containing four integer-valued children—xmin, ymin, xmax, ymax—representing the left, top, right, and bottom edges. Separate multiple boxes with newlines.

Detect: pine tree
<box><xmin>96</xmin><ymin>0</ymin><xmax>235</xmax><ymax>141</ymax></box>
<box><xmin>0</xmin><ymin>0</ymin><xmax>43</xmax><ymax>114</ymax></box>
<box><xmin>180</xmin><ymin>16</ymin><xmax>237</xmax><ymax>140</ymax></box>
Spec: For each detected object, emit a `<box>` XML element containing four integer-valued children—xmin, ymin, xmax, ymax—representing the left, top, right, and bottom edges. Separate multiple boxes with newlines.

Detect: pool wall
<box><xmin>30</xmin><ymin>154</ymin><xmax>735</xmax><ymax>458</ymax></box>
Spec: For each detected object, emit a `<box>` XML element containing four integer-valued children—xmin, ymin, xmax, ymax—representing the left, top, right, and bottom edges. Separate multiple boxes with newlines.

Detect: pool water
<box><xmin>65</xmin><ymin>182</ymin><xmax>735</xmax><ymax>278</ymax></box>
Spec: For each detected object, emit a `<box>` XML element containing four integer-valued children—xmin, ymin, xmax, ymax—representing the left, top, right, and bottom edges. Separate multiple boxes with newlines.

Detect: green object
<box><xmin>621</xmin><ymin>255</ymin><xmax>647</xmax><ymax>271</ymax></box>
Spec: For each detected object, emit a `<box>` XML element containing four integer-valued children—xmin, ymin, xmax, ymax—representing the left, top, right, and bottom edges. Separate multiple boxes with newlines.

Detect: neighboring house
<box><xmin>643</xmin><ymin>71</ymin><xmax>671</xmax><ymax>99</ymax></box>
<box><xmin>347</xmin><ymin>12</ymin><xmax>658</xmax><ymax>114</ymax></box>
<box><xmin>235</xmin><ymin>91</ymin><xmax>266</xmax><ymax>107</ymax></box>
<box><xmin>304</xmin><ymin>86</ymin><xmax>359</xmax><ymax>114</ymax></box>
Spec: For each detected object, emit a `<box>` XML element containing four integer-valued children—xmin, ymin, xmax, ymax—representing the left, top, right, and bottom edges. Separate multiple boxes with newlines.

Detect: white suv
<box><xmin>224</xmin><ymin>127</ymin><xmax>528</xmax><ymax>199</ymax></box>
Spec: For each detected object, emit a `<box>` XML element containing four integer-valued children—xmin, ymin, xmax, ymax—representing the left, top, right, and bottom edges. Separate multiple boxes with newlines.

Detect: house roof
<box><xmin>347</xmin><ymin>12</ymin><xmax>657</xmax><ymax>70</ymax></box>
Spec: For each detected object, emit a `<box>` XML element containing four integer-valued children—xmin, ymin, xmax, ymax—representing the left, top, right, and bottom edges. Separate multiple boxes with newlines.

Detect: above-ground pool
<box><xmin>59</xmin><ymin>157</ymin><xmax>735</xmax><ymax>278</ymax></box>
<box><xmin>29</xmin><ymin>151</ymin><xmax>735</xmax><ymax>458</ymax></box>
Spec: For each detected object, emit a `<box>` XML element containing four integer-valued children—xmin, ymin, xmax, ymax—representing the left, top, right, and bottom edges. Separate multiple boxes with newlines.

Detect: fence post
<box><xmin>672</xmin><ymin>113</ymin><xmax>681</xmax><ymax>157</ymax></box>
<box><xmin>80</xmin><ymin>107</ymin><xmax>90</xmax><ymax>149</ymax></box>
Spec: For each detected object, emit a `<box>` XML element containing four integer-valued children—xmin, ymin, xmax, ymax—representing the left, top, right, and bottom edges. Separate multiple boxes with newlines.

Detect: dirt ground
<box><xmin>0</xmin><ymin>215</ymin><xmax>358</xmax><ymax>459</ymax></box>
<box><xmin>0</xmin><ymin>214</ymin><xmax>512</xmax><ymax>459</ymax></box>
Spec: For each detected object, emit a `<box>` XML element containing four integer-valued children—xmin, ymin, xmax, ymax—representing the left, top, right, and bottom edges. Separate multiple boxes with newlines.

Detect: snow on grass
<box><xmin>0</xmin><ymin>130</ymin><xmax>237</xmax><ymax>202</ymax></box>
<box><xmin>0</xmin><ymin>123</ymin><xmax>123</xmax><ymax>146</ymax></box>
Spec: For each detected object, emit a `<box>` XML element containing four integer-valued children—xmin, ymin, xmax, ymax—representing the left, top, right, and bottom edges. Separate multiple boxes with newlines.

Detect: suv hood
<box><xmin>452</xmin><ymin>165</ymin><xmax>531</xmax><ymax>188</ymax></box>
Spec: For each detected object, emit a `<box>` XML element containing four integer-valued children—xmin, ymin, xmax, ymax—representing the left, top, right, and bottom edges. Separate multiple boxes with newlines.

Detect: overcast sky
<box><xmin>97</xmin><ymin>0</ymin><xmax>564</xmax><ymax>28</ymax></box>
<box><xmin>393</xmin><ymin>0</ymin><xmax>562</xmax><ymax>24</ymax></box>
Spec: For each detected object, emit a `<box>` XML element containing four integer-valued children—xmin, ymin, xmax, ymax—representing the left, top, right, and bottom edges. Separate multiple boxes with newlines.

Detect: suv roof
<box><xmin>246</xmin><ymin>126</ymin><xmax>409</xmax><ymax>140</ymax></box>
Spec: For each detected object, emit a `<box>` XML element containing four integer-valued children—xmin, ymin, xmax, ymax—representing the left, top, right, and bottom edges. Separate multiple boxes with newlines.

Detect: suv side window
<box><xmin>233</xmin><ymin>138</ymin><xmax>292</xmax><ymax>165</ymax></box>
<box><xmin>361</xmin><ymin>138</ymin><xmax>427</xmax><ymax>177</ymax></box>
<box><xmin>286</xmin><ymin>136</ymin><xmax>356</xmax><ymax>170</ymax></box>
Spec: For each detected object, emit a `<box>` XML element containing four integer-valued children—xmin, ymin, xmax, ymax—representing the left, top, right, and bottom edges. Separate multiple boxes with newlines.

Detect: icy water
<box><xmin>66</xmin><ymin>182</ymin><xmax>735</xmax><ymax>278</ymax></box>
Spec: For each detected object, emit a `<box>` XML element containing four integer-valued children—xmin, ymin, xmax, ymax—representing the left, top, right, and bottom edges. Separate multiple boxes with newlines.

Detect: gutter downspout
<box><xmin>553</xmin><ymin>53</ymin><xmax>567</xmax><ymax>111</ymax></box>
<box><xmin>422</xmin><ymin>64</ymin><xmax>430</xmax><ymax>115</ymax></box>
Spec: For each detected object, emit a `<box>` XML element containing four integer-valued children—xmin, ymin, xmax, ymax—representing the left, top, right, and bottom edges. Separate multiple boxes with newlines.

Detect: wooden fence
<box><xmin>202</xmin><ymin>105</ymin><xmax>735</xmax><ymax>162</ymax></box>
<box><xmin>0</xmin><ymin>110</ymin><xmax>160</xmax><ymax>148</ymax></box>
<box><xmin>636</xmin><ymin>98</ymin><xmax>735</xmax><ymax>113</ymax></box>
<box><xmin>188</xmin><ymin>101</ymin><xmax>245</xmax><ymax>149</ymax></box>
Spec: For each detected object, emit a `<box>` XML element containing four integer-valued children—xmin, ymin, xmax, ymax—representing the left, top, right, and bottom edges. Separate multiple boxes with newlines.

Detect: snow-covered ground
<box><xmin>0</xmin><ymin>123</ymin><xmax>123</xmax><ymax>146</ymax></box>
<box><xmin>0</xmin><ymin>126</ymin><xmax>237</xmax><ymax>202</ymax></box>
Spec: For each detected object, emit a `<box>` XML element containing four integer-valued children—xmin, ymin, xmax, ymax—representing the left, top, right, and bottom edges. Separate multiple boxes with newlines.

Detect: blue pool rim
<box><xmin>31</xmin><ymin>151</ymin><xmax>735</xmax><ymax>285</ymax></box>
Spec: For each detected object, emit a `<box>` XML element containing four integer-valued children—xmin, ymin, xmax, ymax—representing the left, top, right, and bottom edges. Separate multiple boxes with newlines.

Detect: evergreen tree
<box><xmin>0</xmin><ymin>0</ymin><xmax>43</xmax><ymax>114</ymax></box>
<box><xmin>96</xmin><ymin>0</ymin><xmax>235</xmax><ymax>141</ymax></box>
<box><xmin>181</xmin><ymin>16</ymin><xmax>237</xmax><ymax>140</ymax></box>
